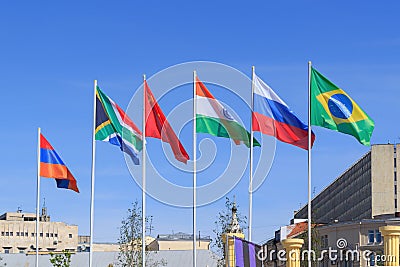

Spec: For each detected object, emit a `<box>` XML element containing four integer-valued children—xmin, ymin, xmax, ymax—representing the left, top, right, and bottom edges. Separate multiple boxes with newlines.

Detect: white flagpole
<box><xmin>142</xmin><ymin>74</ymin><xmax>147</xmax><ymax>267</ymax></box>
<box><xmin>248</xmin><ymin>66</ymin><xmax>255</xmax><ymax>242</ymax></box>
<box><xmin>193</xmin><ymin>70</ymin><xmax>197</xmax><ymax>267</ymax></box>
<box><xmin>89</xmin><ymin>80</ymin><xmax>97</xmax><ymax>267</ymax></box>
<box><xmin>36</xmin><ymin>127</ymin><xmax>41</xmax><ymax>267</ymax></box>
<box><xmin>307</xmin><ymin>61</ymin><xmax>312</xmax><ymax>267</ymax></box>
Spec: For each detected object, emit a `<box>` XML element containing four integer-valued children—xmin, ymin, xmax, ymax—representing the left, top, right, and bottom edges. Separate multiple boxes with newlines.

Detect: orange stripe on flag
<box><xmin>195</xmin><ymin>77</ymin><xmax>215</xmax><ymax>99</ymax></box>
<box><xmin>40</xmin><ymin>163</ymin><xmax>67</xmax><ymax>179</ymax></box>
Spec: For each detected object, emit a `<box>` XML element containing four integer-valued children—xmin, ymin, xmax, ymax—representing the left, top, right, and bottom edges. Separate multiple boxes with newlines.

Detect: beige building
<box><xmin>0</xmin><ymin>207</ymin><xmax>78</xmax><ymax>254</ymax></box>
<box><xmin>295</xmin><ymin>144</ymin><xmax>400</xmax><ymax>223</ymax></box>
<box><xmin>263</xmin><ymin>144</ymin><xmax>400</xmax><ymax>267</ymax></box>
<box><xmin>148</xmin><ymin>232</ymin><xmax>211</xmax><ymax>251</ymax></box>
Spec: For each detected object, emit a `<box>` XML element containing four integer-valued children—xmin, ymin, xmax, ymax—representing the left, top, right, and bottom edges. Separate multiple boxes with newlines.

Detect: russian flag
<box><xmin>40</xmin><ymin>134</ymin><xmax>79</xmax><ymax>193</ymax></box>
<box><xmin>252</xmin><ymin>74</ymin><xmax>315</xmax><ymax>150</ymax></box>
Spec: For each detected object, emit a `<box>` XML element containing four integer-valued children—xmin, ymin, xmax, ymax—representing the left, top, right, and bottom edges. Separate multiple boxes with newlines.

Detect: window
<box><xmin>368</xmin><ymin>230</ymin><xmax>375</xmax><ymax>243</ymax></box>
<box><xmin>375</xmin><ymin>230</ymin><xmax>382</xmax><ymax>243</ymax></box>
<box><xmin>31</xmin><ymin>233</ymin><xmax>35</xmax><ymax>237</ymax></box>
<box><xmin>55</xmin><ymin>233</ymin><xmax>58</xmax><ymax>238</ymax></box>
<box><xmin>25</xmin><ymin>232</ymin><xmax>28</xmax><ymax>237</ymax></box>
<box><xmin>4</xmin><ymin>249</ymin><xmax>9</xmax><ymax>254</ymax></box>
<box><xmin>20</xmin><ymin>232</ymin><xmax>24</xmax><ymax>237</ymax></box>
<box><xmin>1</xmin><ymin>232</ymin><xmax>4</xmax><ymax>236</ymax></box>
<box><xmin>69</xmin><ymin>234</ymin><xmax>73</xmax><ymax>238</ymax></box>
<box><xmin>46</xmin><ymin>233</ymin><xmax>49</xmax><ymax>237</ymax></box>
<box><xmin>40</xmin><ymin>233</ymin><xmax>43</xmax><ymax>237</ymax></box>
<box><xmin>50</xmin><ymin>233</ymin><xmax>53</xmax><ymax>237</ymax></box>
<box><xmin>16</xmin><ymin>232</ymin><xmax>20</xmax><ymax>236</ymax></box>
<box><xmin>370</xmin><ymin>253</ymin><xmax>375</xmax><ymax>266</ymax></box>
<box><xmin>9</xmin><ymin>232</ymin><xmax>13</xmax><ymax>236</ymax></box>
<box><xmin>19</xmin><ymin>249</ymin><xmax>25</xmax><ymax>254</ymax></box>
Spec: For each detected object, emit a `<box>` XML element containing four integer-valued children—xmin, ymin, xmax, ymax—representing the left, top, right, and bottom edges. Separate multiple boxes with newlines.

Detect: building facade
<box><xmin>0</xmin><ymin>208</ymin><xmax>78</xmax><ymax>254</ymax></box>
<box><xmin>295</xmin><ymin>144</ymin><xmax>400</xmax><ymax>223</ymax></box>
<box><xmin>263</xmin><ymin>144</ymin><xmax>400</xmax><ymax>267</ymax></box>
<box><xmin>148</xmin><ymin>232</ymin><xmax>211</xmax><ymax>251</ymax></box>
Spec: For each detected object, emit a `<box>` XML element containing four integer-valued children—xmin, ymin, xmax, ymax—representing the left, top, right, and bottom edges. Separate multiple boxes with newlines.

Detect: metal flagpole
<box><xmin>142</xmin><ymin>75</ymin><xmax>147</xmax><ymax>267</ymax></box>
<box><xmin>89</xmin><ymin>80</ymin><xmax>97</xmax><ymax>267</ymax></box>
<box><xmin>193</xmin><ymin>70</ymin><xmax>197</xmax><ymax>267</ymax></box>
<box><xmin>36</xmin><ymin>127</ymin><xmax>41</xmax><ymax>267</ymax></box>
<box><xmin>249</xmin><ymin>66</ymin><xmax>255</xmax><ymax>242</ymax></box>
<box><xmin>307</xmin><ymin>61</ymin><xmax>312</xmax><ymax>267</ymax></box>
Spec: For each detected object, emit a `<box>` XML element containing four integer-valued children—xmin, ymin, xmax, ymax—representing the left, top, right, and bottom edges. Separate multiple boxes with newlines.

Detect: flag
<box><xmin>310</xmin><ymin>67</ymin><xmax>374</xmax><ymax>146</ymax></box>
<box><xmin>96</xmin><ymin>87</ymin><xmax>143</xmax><ymax>164</ymax></box>
<box><xmin>40</xmin><ymin>134</ymin><xmax>79</xmax><ymax>193</ymax></box>
<box><xmin>233</xmin><ymin>236</ymin><xmax>262</xmax><ymax>267</ymax></box>
<box><xmin>252</xmin><ymin>74</ymin><xmax>315</xmax><ymax>150</ymax></box>
<box><xmin>196</xmin><ymin>77</ymin><xmax>260</xmax><ymax>147</ymax></box>
<box><xmin>144</xmin><ymin>80</ymin><xmax>190</xmax><ymax>163</ymax></box>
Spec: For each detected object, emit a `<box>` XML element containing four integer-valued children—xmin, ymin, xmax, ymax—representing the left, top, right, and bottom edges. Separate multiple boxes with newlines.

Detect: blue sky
<box><xmin>1</xmin><ymin>1</ymin><xmax>400</xmax><ymax>244</ymax></box>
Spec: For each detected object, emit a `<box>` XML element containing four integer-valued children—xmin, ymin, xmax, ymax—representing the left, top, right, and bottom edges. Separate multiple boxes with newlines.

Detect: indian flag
<box><xmin>95</xmin><ymin>86</ymin><xmax>143</xmax><ymax>164</ymax></box>
<box><xmin>196</xmin><ymin>77</ymin><xmax>260</xmax><ymax>147</ymax></box>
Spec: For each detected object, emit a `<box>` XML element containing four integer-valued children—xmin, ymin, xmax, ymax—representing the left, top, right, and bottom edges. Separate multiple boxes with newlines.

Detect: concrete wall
<box><xmin>0</xmin><ymin>250</ymin><xmax>218</xmax><ymax>267</ymax></box>
<box><xmin>371</xmin><ymin>145</ymin><xmax>395</xmax><ymax>217</ymax></box>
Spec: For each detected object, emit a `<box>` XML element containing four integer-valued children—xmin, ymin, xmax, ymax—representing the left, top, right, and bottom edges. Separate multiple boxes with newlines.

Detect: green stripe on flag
<box><xmin>196</xmin><ymin>115</ymin><xmax>260</xmax><ymax>147</ymax></box>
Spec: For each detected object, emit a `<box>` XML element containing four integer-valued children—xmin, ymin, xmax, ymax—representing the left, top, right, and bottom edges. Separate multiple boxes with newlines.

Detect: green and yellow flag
<box><xmin>310</xmin><ymin>67</ymin><xmax>374</xmax><ymax>146</ymax></box>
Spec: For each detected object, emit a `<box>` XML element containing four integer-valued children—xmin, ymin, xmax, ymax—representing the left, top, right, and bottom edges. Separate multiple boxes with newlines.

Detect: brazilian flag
<box><xmin>311</xmin><ymin>67</ymin><xmax>374</xmax><ymax>146</ymax></box>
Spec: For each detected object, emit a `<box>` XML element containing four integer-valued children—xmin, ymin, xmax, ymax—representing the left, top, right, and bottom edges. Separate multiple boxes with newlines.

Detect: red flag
<box><xmin>144</xmin><ymin>81</ymin><xmax>190</xmax><ymax>163</ymax></box>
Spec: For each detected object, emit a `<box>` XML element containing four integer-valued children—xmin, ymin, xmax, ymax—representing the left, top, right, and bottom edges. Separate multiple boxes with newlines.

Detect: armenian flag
<box><xmin>39</xmin><ymin>134</ymin><xmax>79</xmax><ymax>193</ymax></box>
<box><xmin>252</xmin><ymin>73</ymin><xmax>315</xmax><ymax>150</ymax></box>
<box><xmin>95</xmin><ymin>86</ymin><xmax>143</xmax><ymax>164</ymax></box>
<box><xmin>310</xmin><ymin>67</ymin><xmax>374</xmax><ymax>146</ymax></box>
<box><xmin>196</xmin><ymin>77</ymin><xmax>260</xmax><ymax>147</ymax></box>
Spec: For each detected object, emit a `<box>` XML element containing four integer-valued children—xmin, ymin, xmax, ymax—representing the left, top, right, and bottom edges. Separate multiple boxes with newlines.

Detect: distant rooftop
<box><xmin>0</xmin><ymin>211</ymin><xmax>37</xmax><ymax>222</ymax></box>
<box><xmin>157</xmin><ymin>232</ymin><xmax>211</xmax><ymax>241</ymax></box>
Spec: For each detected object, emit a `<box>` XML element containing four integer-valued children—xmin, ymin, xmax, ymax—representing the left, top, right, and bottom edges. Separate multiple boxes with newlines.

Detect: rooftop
<box><xmin>157</xmin><ymin>232</ymin><xmax>211</xmax><ymax>241</ymax></box>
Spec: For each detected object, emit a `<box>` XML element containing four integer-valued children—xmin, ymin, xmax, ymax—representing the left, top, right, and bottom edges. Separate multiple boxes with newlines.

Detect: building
<box><xmin>148</xmin><ymin>232</ymin><xmax>211</xmax><ymax>251</ymax></box>
<box><xmin>0</xmin><ymin>207</ymin><xmax>78</xmax><ymax>254</ymax></box>
<box><xmin>263</xmin><ymin>144</ymin><xmax>400</xmax><ymax>267</ymax></box>
<box><xmin>77</xmin><ymin>235</ymin><xmax>155</xmax><ymax>252</ymax></box>
<box><xmin>295</xmin><ymin>144</ymin><xmax>400</xmax><ymax>223</ymax></box>
<box><xmin>222</xmin><ymin>199</ymin><xmax>245</xmax><ymax>267</ymax></box>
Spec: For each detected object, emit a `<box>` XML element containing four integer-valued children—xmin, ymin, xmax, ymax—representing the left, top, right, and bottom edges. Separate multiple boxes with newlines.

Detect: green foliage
<box><xmin>211</xmin><ymin>197</ymin><xmax>247</xmax><ymax>267</ymax></box>
<box><xmin>49</xmin><ymin>250</ymin><xmax>71</xmax><ymax>267</ymax></box>
<box><xmin>118</xmin><ymin>201</ymin><xmax>167</xmax><ymax>267</ymax></box>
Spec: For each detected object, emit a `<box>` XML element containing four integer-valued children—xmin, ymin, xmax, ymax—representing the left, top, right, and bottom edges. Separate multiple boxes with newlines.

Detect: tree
<box><xmin>49</xmin><ymin>250</ymin><xmax>71</xmax><ymax>267</ymax></box>
<box><xmin>118</xmin><ymin>201</ymin><xmax>166</xmax><ymax>267</ymax></box>
<box><xmin>211</xmin><ymin>197</ymin><xmax>247</xmax><ymax>267</ymax></box>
